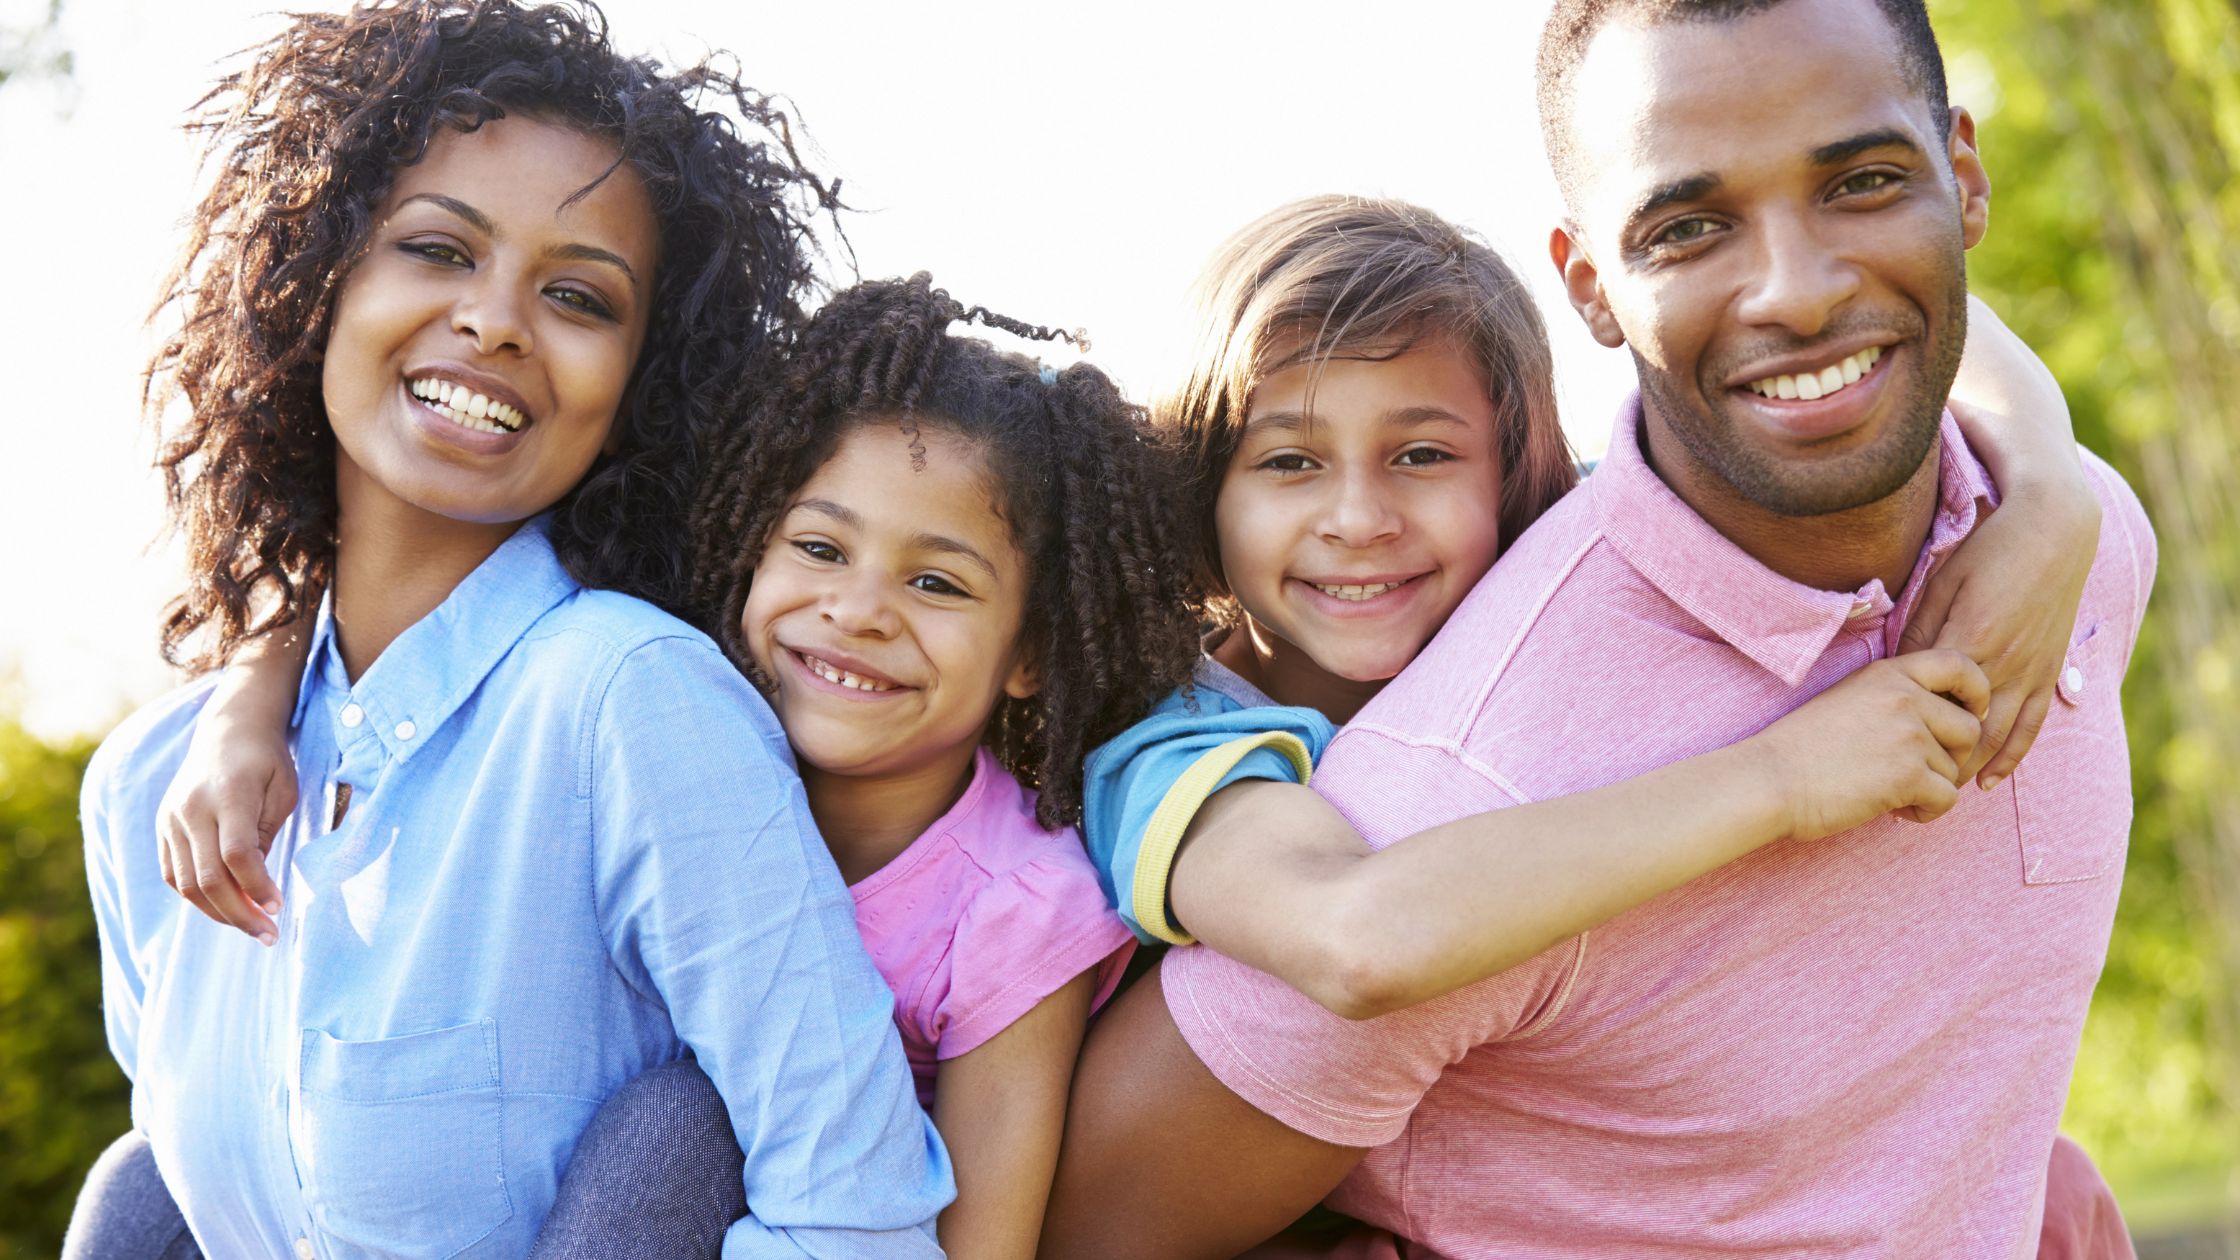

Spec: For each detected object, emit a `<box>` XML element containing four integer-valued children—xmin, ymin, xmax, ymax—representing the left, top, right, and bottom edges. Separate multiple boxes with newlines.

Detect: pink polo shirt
<box><xmin>1164</xmin><ymin>402</ymin><xmax>2156</xmax><ymax>1258</ymax></box>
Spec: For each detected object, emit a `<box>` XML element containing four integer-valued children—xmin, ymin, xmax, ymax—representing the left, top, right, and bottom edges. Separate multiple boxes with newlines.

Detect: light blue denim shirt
<box><xmin>83</xmin><ymin>518</ymin><xmax>953</xmax><ymax>1259</ymax></box>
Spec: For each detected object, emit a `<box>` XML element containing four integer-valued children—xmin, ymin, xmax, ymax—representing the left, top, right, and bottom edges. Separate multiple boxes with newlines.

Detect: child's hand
<box><xmin>1752</xmin><ymin>649</ymin><xmax>1989</xmax><ymax>841</ymax></box>
<box><xmin>157</xmin><ymin>708</ymin><xmax>298</xmax><ymax>944</ymax></box>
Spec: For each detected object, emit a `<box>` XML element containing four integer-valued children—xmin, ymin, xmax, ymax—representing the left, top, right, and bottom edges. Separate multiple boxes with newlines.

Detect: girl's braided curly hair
<box><xmin>688</xmin><ymin>275</ymin><xmax>1203</xmax><ymax>829</ymax></box>
<box><xmin>147</xmin><ymin>0</ymin><xmax>842</xmax><ymax>669</ymax></box>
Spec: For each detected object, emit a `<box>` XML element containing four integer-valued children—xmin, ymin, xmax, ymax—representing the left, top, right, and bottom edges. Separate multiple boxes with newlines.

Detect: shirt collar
<box><xmin>292</xmin><ymin>515</ymin><xmax>581</xmax><ymax>762</ymax></box>
<box><xmin>1590</xmin><ymin>394</ymin><xmax>1995</xmax><ymax>687</ymax></box>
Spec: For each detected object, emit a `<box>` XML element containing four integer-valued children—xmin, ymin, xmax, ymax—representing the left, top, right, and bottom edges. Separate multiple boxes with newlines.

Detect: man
<box><xmin>1042</xmin><ymin>1</ymin><xmax>2155</xmax><ymax>1255</ymax></box>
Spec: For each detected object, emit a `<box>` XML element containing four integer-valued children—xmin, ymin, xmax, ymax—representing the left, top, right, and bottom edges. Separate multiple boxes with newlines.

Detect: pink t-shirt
<box><xmin>1165</xmin><ymin>403</ymin><xmax>2157</xmax><ymax>1258</ymax></box>
<box><xmin>853</xmin><ymin>747</ymin><xmax>1135</xmax><ymax>1108</ymax></box>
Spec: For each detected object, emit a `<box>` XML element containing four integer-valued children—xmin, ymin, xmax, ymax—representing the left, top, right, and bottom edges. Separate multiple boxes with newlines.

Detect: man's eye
<box><xmin>792</xmin><ymin>539</ymin><xmax>841</xmax><ymax>563</ymax></box>
<box><xmin>1838</xmin><ymin>171</ymin><xmax>1896</xmax><ymax>196</ymax></box>
<box><xmin>1657</xmin><ymin>218</ymin><xmax>1715</xmax><ymax>246</ymax></box>
<box><xmin>910</xmin><ymin>574</ymin><xmax>966</xmax><ymax>597</ymax></box>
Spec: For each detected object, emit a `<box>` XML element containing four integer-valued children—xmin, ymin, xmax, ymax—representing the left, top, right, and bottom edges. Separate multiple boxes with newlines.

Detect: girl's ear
<box><xmin>1002</xmin><ymin>655</ymin><xmax>1040</xmax><ymax>702</ymax></box>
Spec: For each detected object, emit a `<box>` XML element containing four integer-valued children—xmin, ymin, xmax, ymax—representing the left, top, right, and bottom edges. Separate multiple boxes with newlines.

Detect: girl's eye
<box><xmin>402</xmin><ymin>240</ymin><xmax>470</xmax><ymax>266</ymax></box>
<box><xmin>1256</xmin><ymin>452</ymin><xmax>1318</xmax><ymax>474</ymax></box>
<box><xmin>549</xmin><ymin>285</ymin><xmax>617</xmax><ymax>321</ymax></box>
<box><xmin>909</xmin><ymin>573</ymin><xmax>968</xmax><ymax>598</ymax></box>
<box><xmin>1395</xmin><ymin>446</ymin><xmax>1456</xmax><ymax>468</ymax></box>
<box><xmin>791</xmin><ymin>539</ymin><xmax>842</xmax><ymax>563</ymax></box>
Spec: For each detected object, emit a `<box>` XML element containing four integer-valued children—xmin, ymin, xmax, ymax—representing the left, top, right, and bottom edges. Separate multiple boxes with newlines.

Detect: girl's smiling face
<box><xmin>322</xmin><ymin>114</ymin><xmax>658</xmax><ymax>528</ymax></box>
<box><xmin>743</xmin><ymin>421</ymin><xmax>1037</xmax><ymax>785</ymax></box>
<box><xmin>1214</xmin><ymin>339</ymin><xmax>1505</xmax><ymax>707</ymax></box>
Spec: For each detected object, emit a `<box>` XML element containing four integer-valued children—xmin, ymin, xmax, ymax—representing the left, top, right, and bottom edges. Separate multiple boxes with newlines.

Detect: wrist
<box><xmin>1712</xmin><ymin>738</ymin><xmax>1798</xmax><ymax>848</ymax></box>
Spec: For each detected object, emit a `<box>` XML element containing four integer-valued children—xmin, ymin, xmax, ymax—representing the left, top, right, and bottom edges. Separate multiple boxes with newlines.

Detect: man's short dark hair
<box><xmin>1535</xmin><ymin>0</ymin><xmax>1952</xmax><ymax>209</ymax></box>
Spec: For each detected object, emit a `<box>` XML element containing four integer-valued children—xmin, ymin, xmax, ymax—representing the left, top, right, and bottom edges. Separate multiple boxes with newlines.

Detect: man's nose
<box><xmin>1734</xmin><ymin>212</ymin><xmax>1861</xmax><ymax>339</ymax></box>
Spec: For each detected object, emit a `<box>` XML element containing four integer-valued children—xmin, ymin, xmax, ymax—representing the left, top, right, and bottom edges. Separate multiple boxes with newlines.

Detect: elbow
<box><xmin>1314</xmin><ymin>958</ymin><xmax>1413</xmax><ymax>1021</ymax></box>
<box><xmin>1300</xmin><ymin>899</ymin><xmax>1418</xmax><ymax>1020</ymax></box>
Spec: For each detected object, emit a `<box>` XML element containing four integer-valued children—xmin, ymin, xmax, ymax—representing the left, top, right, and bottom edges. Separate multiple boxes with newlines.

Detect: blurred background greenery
<box><xmin>2</xmin><ymin>0</ymin><xmax>2235</xmax><ymax>1256</ymax></box>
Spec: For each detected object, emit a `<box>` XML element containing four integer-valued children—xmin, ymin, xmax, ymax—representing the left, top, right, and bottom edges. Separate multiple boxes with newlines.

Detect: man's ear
<box><xmin>1948</xmin><ymin>105</ymin><xmax>1992</xmax><ymax>250</ymax></box>
<box><xmin>1550</xmin><ymin>225</ymin><xmax>1626</xmax><ymax>349</ymax></box>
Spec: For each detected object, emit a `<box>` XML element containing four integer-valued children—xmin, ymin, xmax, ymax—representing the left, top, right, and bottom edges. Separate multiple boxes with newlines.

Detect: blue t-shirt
<box><xmin>84</xmin><ymin>518</ymin><xmax>952</xmax><ymax>1260</ymax></box>
<box><xmin>1079</xmin><ymin>655</ymin><xmax>1334</xmax><ymax>945</ymax></box>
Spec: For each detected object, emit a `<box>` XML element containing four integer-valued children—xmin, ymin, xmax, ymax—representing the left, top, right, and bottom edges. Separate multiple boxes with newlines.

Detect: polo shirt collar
<box><xmin>291</xmin><ymin>515</ymin><xmax>581</xmax><ymax>765</ymax></box>
<box><xmin>1590</xmin><ymin>395</ymin><xmax>1994</xmax><ymax>688</ymax></box>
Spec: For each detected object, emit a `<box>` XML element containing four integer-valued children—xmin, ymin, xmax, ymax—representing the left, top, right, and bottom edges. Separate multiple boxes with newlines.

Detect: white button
<box><xmin>295</xmin><ymin>1239</ymin><xmax>316</xmax><ymax>1260</ymax></box>
<box><xmin>2063</xmin><ymin>666</ymin><xmax>2087</xmax><ymax>695</ymax></box>
<box><xmin>339</xmin><ymin>704</ymin><xmax>363</xmax><ymax>728</ymax></box>
<box><xmin>394</xmin><ymin>720</ymin><xmax>417</xmax><ymax>741</ymax></box>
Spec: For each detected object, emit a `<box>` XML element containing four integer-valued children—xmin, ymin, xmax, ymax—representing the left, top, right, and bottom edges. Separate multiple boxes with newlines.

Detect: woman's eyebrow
<box><xmin>396</xmin><ymin>193</ymin><xmax>638</xmax><ymax>288</ymax></box>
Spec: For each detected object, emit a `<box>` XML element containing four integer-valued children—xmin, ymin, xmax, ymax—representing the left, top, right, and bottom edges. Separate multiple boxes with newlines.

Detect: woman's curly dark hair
<box><xmin>147</xmin><ymin>0</ymin><xmax>843</xmax><ymax>669</ymax></box>
<box><xmin>688</xmin><ymin>275</ymin><xmax>1203</xmax><ymax>828</ymax></box>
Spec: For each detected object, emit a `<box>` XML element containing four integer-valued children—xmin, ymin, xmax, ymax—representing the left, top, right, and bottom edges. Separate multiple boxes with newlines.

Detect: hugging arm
<box><xmin>1903</xmin><ymin>293</ymin><xmax>2103</xmax><ymax>787</ymax></box>
<box><xmin>1167</xmin><ymin>651</ymin><xmax>1988</xmax><ymax>1019</ymax></box>
<box><xmin>155</xmin><ymin>618</ymin><xmax>310</xmax><ymax>941</ymax></box>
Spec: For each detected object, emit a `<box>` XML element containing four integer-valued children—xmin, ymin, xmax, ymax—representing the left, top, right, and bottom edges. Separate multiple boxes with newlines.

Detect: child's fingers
<box><xmin>1979</xmin><ymin>687</ymin><xmax>2056</xmax><ymax>791</ymax></box>
<box><xmin>204</xmin><ymin>779</ymin><xmax>279</xmax><ymax>943</ymax></box>
<box><xmin>1893</xmin><ymin>649</ymin><xmax>1992</xmax><ymax>720</ymax></box>
<box><xmin>1959</xmin><ymin>689</ymin><xmax>2022</xmax><ymax>785</ymax></box>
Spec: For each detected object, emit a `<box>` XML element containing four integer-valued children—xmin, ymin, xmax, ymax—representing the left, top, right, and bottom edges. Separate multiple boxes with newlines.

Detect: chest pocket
<box><xmin>294</xmin><ymin>1019</ymin><xmax>514</xmax><ymax>1258</ymax></box>
<box><xmin>2009</xmin><ymin>622</ymin><xmax>2134</xmax><ymax>885</ymax></box>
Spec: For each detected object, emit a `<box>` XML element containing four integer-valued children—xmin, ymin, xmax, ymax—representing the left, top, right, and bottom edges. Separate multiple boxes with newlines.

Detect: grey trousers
<box><xmin>63</xmin><ymin>1061</ymin><xmax>745</xmax><ymax>1260</ymax></box>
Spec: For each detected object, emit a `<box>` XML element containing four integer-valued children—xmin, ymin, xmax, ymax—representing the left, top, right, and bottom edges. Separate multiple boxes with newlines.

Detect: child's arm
<box><xmin>1901</xmin><ymin>293</ymin><xmax>2103</xmax><ymax>789</ymax></box>
<box><xmin>931</xmin><ymin>970</ymin><xmax>1098</xmax><ymax>1260</ymax></box>
<box><xmin>1169</xmin><ymin>650</ymin><xmax>1990</xmax><ymax>1020</ymax></box>
<box><xmin>156</xmin><ymin>619</ymin><xmax>310</xmax><ymax>944</ymax></box>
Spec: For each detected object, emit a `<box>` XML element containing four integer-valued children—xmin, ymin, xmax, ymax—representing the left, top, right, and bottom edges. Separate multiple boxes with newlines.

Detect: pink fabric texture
<box><xmin>852</xmin><ymin>747</ymin><xmax>1134</xmax><ymax>1107</ymax></box>
<box><xmin>2039</xmin><ymin>1135</ymin><xmax>2137</xmax><ymax>1260</ymax></box>
<box><xmin>1165</xmin><ymin>401</ymin><xmax>2157</xmax><ymax>1259</ymax></box>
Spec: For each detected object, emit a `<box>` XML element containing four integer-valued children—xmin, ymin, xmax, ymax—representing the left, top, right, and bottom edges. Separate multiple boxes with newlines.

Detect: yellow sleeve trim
<box><xmin>1130</xmin><ymin>731</ymin><xmax>1316</xmax><ymax>947</ymax></box>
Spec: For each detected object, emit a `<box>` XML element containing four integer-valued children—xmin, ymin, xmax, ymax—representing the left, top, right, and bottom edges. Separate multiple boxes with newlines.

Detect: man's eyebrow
<box><xmin>398</xmin><ymin>193</ymin><xmax>638</xmax><ymax>288</ymax></box>
<box><xmin>1627</xmin><ymin>174</ymin><xmax>1721</xmax><ymax>231</ymax></box>
<box><xmin>911</xmin><ymin>532</ymin><xmax>1000</xmax><ymax>581</ymax></box>
<box><xmin>1811</xmin><ymin>128</ymin><xmax>1924</xmax><ymax>167</ymax></box>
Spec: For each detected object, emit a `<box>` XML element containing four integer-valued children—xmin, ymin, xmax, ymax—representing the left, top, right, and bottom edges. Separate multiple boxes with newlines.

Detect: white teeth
<box><xmin>407</xmin><ymin>377</ymin><xmax>526</xmax><ymax>433</ymax></box>
<box><xmin>1745</xmin><ymin>345</ymin><xmax>1883</xmax><ymax>402</ymax></box>
<box><xmin>1312</xmin><ymin>581</ymin><xmax>1404</xmax><ymax>601</ymax></box>
<box><xmin>803</xmin><ymin>654</ymin><xmax>895</xmax><ymax>693</ymax></box>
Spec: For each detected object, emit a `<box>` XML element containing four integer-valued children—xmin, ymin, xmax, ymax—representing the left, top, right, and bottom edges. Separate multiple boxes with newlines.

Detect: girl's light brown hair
<box><xmin>1159</xmin><ymin>194</ymin><xmax>1578</xmax><ymax>611</ymax></box>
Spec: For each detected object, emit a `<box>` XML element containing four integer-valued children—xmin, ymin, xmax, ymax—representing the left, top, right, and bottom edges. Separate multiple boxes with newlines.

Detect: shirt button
<box><xmin>339</xmin><ymin>703</ymin><xmax>364</xmax><ymax>728</ymax></box>
<box><xmin>295</xmin><ymin>1239</ymin><xmax>316</xmax><ymax>1260</ymax></box>
<box><xmin>394</xmin><ymin>720</ymin><xmax>417</xmax><ymax>741</ymax></box>
<box><xmin>2063</xmin><ymin>665</ymin><xmax>2087</xmax><ymax>696</ymax></box>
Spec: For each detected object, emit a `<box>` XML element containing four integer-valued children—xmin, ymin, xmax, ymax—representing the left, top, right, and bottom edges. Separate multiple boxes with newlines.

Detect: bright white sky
<box><xmin>0</xmin><ymin>0</ymin><xmax>1636</xmax><ymax>740</ymax></box>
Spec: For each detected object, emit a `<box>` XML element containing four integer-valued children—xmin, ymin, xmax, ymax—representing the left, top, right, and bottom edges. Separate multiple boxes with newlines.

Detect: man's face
<box><xmin>1552</xmin><ymin>0</ymin><xmax>1990</xmax><ymax>516</ymax></box>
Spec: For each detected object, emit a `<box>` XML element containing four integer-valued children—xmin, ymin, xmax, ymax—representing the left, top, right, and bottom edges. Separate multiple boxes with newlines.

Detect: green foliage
<box><xmin>1938</xmin><ymin>0</ymin><xmax>2240</xmax><ymax>1231</ymax></box>
<box><xmin>0</xmin><ymin>718</ymin><xmax>122</xmax><ymax>1257</ymax></box>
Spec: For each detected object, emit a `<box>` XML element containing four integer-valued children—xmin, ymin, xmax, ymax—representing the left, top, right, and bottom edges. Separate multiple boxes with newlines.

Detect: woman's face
<box><xmin>1214</xmin><ymin>339</ymin><xmax>1505</xmax><ymax>686</ymax></box>
<box><xmin>322</xmin><ymin>114</ymin><xmax>659</xmax><ymax>528</ymax></box>
<box><xmin>741</xmin><ymin>422</ymin><xmax>1037</xmax><ymax>786</ymax></box>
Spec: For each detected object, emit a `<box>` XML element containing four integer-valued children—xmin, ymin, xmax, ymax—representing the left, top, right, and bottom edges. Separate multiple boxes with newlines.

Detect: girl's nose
<box><xmin>1316</xmin><ymin>471</ymin><xmax>1404</xmax><ymax>547</ymax></box>
<box><xmin>819</xmin><ymin>572</ymin><xmax>900</xmax><ymax>638</ymax></box>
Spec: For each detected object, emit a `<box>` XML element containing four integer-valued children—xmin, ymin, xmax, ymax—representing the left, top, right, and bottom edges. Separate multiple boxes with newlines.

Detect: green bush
<box><xmin>0</xmin><ymin>719</ymin><xmax>122</xmax><ymax>1258</ymax></box>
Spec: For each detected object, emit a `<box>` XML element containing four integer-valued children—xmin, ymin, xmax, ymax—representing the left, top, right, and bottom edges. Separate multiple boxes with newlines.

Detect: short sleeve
<box><xmin>1081</xmin><ymin>692</ymin><xmax>1334</xmax><ymax>945</ymax></box>
<box><xmin>1162</xmin><ymin>725</ymin><xmax>1586</xmax><ymax>1148</ymax></box>
<box><xmin>930</xmin><ymin>846</ymin><xmax>1136</xmax><ymax>1061</ymax></box>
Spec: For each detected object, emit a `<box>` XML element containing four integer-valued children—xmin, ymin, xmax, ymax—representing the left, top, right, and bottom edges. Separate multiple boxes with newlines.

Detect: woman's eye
<box><xmin>402</xmin><ymin>240</ymin><xmax>470</xmax><ymax>266</ymax></box>
<box><xmin>791</xmin><ymin>539</ymin><xmax>842</xmax><ymax>563</ymax></box>
<box><xmin>910</xmin><ymin>574</ymin><xmax>967</xmax><ymax>598</ymax></box>
<box><xmin>1395</xmin><ymin>446</ymin><xmax>1456</xmax><ymax>468</ymax></box>
<box><xmin>550</xmin><ymin>286</ymin><xmax>617</xmax><ymax>321</ymax></box>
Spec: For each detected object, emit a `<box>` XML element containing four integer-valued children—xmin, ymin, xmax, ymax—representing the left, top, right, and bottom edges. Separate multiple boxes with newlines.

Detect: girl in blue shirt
<box><xmin>70</xmin><ymin>4</ymin><xmax>950</xmax><ymax>1258</ymax></box>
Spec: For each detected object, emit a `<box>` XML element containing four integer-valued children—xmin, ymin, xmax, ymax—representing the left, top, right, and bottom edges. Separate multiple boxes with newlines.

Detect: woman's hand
<box><xmin>1749</xmin><ymin>649</ymin><xmax>1989</xmax><ymax>839</ymax></box>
